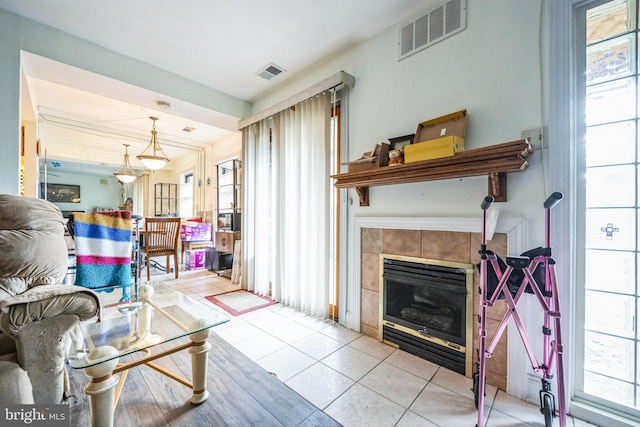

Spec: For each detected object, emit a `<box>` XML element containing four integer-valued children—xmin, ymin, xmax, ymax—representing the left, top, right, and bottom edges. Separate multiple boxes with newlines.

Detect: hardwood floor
<box><xmin>67</xmin><ymin>332</ymin><xmax>341</xmax><ymax>426</ymax></box>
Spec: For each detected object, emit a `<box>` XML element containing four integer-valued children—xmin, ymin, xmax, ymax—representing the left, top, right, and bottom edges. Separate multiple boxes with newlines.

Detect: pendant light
<box><xmin>137</xmin><ymin>116</ymin><xmax>169</xmax><ymax>170</ymax></box>
<box><xmin>113</xmin><ymin>144</ymin><xmax>138</xmax><ymax>183</ymax></box>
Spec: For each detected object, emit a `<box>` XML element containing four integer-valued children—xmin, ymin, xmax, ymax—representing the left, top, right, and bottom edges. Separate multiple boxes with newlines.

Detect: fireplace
<box><xmin>380</xmin><ymin>254</ymin><xmax>473</xmax><ymax>376</ymax></box>
<box><xmin>354</xmin><ymin>217</ymin><xmax>527</xmax><ymax>393</ymax></box>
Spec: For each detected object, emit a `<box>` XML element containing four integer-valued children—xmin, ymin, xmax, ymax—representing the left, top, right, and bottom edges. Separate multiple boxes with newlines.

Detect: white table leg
<box><xmin>188</xmin><ymin>323</ymin><xmax>212</xmax><ymax>404</ymax></box>
<box><xmin>83</xmin><ymin>347</ymin><xmax>120</xmax><ymax>427</ymax></box>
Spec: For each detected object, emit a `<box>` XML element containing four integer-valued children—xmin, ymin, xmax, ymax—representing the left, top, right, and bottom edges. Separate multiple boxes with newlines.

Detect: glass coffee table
<box><xmin>68</xmin><ymin>282</ymin><xmax>230</xmax><ymax>427</ymax></box>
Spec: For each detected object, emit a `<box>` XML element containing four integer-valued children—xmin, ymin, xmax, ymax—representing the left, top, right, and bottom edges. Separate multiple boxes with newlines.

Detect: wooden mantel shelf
<box><xmin>331</xmin><ymin>139</ymin><xmax>532</xmax><ymax>206</ymax></box>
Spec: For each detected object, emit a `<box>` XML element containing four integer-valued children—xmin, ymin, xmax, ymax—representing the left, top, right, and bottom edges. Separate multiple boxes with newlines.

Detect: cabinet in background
<box><xmin>214</xmin><ymin>159</ymin><xmax>241</xmax><ymax>277</ymax></box>
<box><xmin>215</xmin><ymin>231</ymin><xmax>241</xmax><ymax>255</ymax></box>
<box><xmin>213</xmin><ymin>231</ymin><xmax>240</xmax><ymax>277</ymax></box>
<box><xmin>154</xmin><ymin>183</ymin><xmax>178</xmax><ymax>217</ymax></box>
<box><xmin>216</xmin><ymin>159</ymin><xmax>241</xmax><ymax>231</ymax></box>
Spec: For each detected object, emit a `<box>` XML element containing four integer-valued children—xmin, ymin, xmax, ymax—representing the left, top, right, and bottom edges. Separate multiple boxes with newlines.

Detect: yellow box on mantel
<box><xmin>404</xmin><ymin>135</ymin><xmax>464</xmax><ymax>162</ymax></box>
<box><xmin>404</xmin><ymin>109</ymin><xmax>467</xmax><ymax>163</ymax></box>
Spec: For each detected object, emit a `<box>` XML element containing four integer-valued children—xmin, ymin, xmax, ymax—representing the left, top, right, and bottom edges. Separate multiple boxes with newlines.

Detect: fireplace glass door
<box><xmin>383</xmin><ymin>258</ymin><xmax>468</xmax><ymax>346</ymax></box>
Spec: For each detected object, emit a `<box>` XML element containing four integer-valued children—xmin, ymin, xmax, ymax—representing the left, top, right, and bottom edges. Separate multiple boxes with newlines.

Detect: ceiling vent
<box><xmin>156</xmin><ymin>100</ymin><xmax>171</xmax><ymax>110</ymax></box>
<box><xmin>256</xmin><ymin>63</ymin><xmax>286</xmax><ymax>80</ymax></box>
<box><xmin>398</xmin><ymin>0</ymin><xmax>466</xmax><ymax>61</ymax></box>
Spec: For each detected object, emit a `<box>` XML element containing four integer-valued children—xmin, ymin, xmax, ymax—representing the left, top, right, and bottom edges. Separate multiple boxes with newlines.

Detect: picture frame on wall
<box><xmin>389</xmin><ymin>134</ymin><xmax>415</xmax><ymax>151</ymax></box>
<box><xmin>40</xmin><ymin>183</ymin><xmax>81</xmax><ymax>203</ymax></box>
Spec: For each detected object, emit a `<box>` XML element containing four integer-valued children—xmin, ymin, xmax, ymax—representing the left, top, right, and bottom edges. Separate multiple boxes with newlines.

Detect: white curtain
<box><xmin>242</xmin><ymin>120</ymin><xmax>273</xmax><ymax>296</ymax></box>
<box><xmin>242</xmin><ymin>92</ymin><xmax>331</xmax><ymax>317</ymax></box>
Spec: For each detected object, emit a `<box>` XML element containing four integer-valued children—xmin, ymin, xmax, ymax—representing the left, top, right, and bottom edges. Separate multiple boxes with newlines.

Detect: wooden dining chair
<box><xmin>140</xmin><ymin>217</ymin><xmax>181</xmax><ymax>281</ymax></box>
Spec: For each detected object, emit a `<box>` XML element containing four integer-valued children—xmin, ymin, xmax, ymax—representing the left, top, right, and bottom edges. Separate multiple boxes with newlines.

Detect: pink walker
<box><xmin>475</xmin><ymin>192</ymin><xmax>566</xmax><ymax>427</ymax></box>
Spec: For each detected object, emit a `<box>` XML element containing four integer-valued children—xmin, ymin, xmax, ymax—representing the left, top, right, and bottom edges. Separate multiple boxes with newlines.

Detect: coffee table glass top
<box><xmin>67</xmin><ymin>282</ymin><xmax>229</xmax><ymax>369</ymax></box>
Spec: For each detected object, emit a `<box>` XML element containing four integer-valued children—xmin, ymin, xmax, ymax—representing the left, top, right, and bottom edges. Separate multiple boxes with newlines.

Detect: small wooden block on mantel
<box><xmin>488</xmin><ymin>173</ymin><xmax>507</xmax><ymax>202</ymax></box>
<box><xmin>355</xmin><ymin>187</ymin><xmax>369</xmax><ymax>207</ymax></box>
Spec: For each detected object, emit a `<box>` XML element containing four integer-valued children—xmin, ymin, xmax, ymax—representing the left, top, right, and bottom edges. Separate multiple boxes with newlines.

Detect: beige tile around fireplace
<box><xmin>361</xmin><ymin>227</ymin><xmax>510</xmax><ymax>391</ymax></box>
<box><xmin>361</xmin><ymin>287</ymin><xmax>379</xmax><ymax>335</ymax></box>
<box><xmin>361</xmin><ymin>227</ymin><xmax>383</xmax><ymax>253</ymax></box>
<box><xmin>421</xmin><ymin>230</ymin><xmax>471</xmax><ymax>262</ymax></box>
<box><xmin>476</xmin><ymin>316</ymin><xmax>509</xmax><ymax>391</ymax></box>
<box><xmin>361</xmin><ymin>252</ymin><xmax>380</xmax><ymax>292</ymax></box>
<box><xmin>384</xmin><ymin>228</ymin><xmax>421</xmax><ymax>257</ymax></box>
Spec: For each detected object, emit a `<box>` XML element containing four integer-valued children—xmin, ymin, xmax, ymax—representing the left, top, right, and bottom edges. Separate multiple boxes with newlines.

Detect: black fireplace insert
<box><xmin>382</xmin><ymin>257</ymin><xmax>472</xmax><ymax>374</ymax></box>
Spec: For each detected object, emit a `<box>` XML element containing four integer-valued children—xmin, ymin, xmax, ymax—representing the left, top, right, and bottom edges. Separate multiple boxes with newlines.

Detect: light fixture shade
<box><xmin>138</xmin><ymin>156</ymin><xmax>169</xmax><ymax>170</ymax></box>
<box><xmin>114</xmin><ymin>172</ymin><xmax>137</xmax><ymax>184</ymax></box>
<box><xmin>137</xmin><ymin>116</ymin><xmax>169</xmax><ymax>170</ymax></box>
<box><xmin>113</xmin><ymin>144</ymin><xmax>138</xmax><ymax>183</ymax></box>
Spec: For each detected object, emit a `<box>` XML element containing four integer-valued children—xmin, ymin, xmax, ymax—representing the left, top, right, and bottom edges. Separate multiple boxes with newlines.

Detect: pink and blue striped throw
<box><xmin>73</xmin><ymin>211</ymin><xmax>132</xmax><ymax>299</ymax></box>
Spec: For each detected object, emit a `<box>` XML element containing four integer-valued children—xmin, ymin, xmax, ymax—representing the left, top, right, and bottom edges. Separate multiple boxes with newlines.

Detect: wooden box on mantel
<box><xmin>405</xmin><ymin>109</ymin><xmax>467</xmax><ymax>163</ymax></box>
<box><xmin>343</xmin><ymin>142</ymin><xmax>390</xmax><ymax>173</ymax></box>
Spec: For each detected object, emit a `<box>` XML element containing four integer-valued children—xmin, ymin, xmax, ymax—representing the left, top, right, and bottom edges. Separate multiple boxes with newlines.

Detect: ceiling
<box><xmin>0</xmin><ymin>0</ymin><xmax>428</xmax><ymax>176</ymax></box>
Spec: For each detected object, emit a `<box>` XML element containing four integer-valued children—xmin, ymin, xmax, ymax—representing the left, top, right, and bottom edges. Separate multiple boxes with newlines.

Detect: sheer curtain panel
<box><xmin>242</xmin><ymin>93</ymin><xmax>332</xmax><ymax>318</ymax></box>
<box><xmin>242</xmin><ymin>120</ymin><xmax>273</xmax><ymax>297</ymax></box>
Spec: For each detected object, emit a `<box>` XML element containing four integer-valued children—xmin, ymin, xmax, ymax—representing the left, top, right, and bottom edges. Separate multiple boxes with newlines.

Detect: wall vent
<box><xmin>256</xmin><ymin>63</ymin><xmax>286</xmax><ymax>80</ymax></box>
<box><xmin>398</xmin><ymin>0</ymin><xmax>466</xmax><ymax>61</ymax></box>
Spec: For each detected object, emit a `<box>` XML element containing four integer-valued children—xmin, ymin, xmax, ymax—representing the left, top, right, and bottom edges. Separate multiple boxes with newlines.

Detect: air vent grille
<box><xmin>398</xmin><ymin>0</ymin><xmax>466</xmax><ymax>61</ymax></box>
<box><xmin>429</xmin><ymin>5</ymin><xmax>445</xmax><ymax>41</ymax></box>
<box><xmin>256</xmin><ymin>63</ymin><xmax>286</xmax><ymax>80</ymax></box>
<box><xmin>415</xmin><ymin>15</ymin><xmax>429</xmax><ymax>48</ymax></box>
<box><xmin>401</xmin><ymin>23</ymin><xmax>414</xmax><ymax>56</ymax></box>
<box><xmin>445</xmin><ymin>0</ymin><xmax>462</xmax><ymax>33</ymax></box>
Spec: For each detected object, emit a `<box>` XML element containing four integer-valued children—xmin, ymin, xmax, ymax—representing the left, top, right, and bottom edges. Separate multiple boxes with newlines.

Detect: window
<box><xmin>575</xmin><ymin>0</ymin><xmax>640</xmax><ymax>418</ymax></box>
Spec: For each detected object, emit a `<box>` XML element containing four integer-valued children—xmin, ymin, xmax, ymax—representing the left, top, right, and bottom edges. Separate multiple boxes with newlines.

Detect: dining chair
<box><xmin>140</xmin><ymin>217</ymin><xmax>181</xmax><ymax>281</ymax></box>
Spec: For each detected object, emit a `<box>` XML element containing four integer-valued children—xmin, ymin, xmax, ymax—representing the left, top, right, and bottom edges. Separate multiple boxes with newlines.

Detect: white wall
<box><xmin>254</xmin><ymin>1</ymin><xmax>546</xmax><ymax>230</ymax></box>
<box><xmin>0</xmin><ymin>10</ymin><xmax>22</xmax><ymax>194</ymax></box>
<box><xmin>254</xmin><ymin>1</ymin><xmax>547</xmax><ymax>273</ymax></box>
<box><xmin>22</xmin><ymin>120</ymin><xmax>39</xmax><ymax>197</ymax></box>
<box><xmin>251</xmin><ymin>0</ymin><xmax>549</xmax><ymax>398</ymax></box>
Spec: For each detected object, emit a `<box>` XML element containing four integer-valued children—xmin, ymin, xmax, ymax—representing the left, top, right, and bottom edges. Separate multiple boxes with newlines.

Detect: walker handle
<box><xmin>481</xmin><ymin>196</ymin><xmax>494</xmax><ymax>210</ymax></box>
<box><xmin>544</xmin><ymin>192</ymin><xmax>564</xmax><ymax>209</ymax></box>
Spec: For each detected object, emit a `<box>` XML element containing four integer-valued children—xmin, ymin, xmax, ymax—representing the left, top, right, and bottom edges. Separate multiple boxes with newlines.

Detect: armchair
<box><xmin>0</xmin><ymin>194</ymin><xmax>100</xmax><ymax>404</ymax></box>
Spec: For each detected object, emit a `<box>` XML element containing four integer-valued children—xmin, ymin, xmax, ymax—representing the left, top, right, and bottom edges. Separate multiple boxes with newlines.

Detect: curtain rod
<box><xmin>237</xmin><ymin>70</ymin><xmax>355</xmax><ymax>130</ymax></box>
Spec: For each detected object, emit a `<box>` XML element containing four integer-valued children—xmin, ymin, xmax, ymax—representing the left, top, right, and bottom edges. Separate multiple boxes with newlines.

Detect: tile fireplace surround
<box><xmin>355</xmin><ymin>216</ymin><xmax>526</xmax><ymax>392</ymax></box>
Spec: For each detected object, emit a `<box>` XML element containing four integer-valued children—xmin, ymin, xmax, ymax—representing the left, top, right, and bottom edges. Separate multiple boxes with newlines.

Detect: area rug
<box><xmin>205</xmin><ymin>290</ymin><xmax>277</xmax><ymax>316</ymax></box>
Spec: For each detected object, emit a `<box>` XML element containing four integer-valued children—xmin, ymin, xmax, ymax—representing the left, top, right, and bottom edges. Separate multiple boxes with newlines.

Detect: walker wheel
<box><xmin>541</xmin><ymin>392</ymin><xmax>555</xmax><ymax>427</ymax></box>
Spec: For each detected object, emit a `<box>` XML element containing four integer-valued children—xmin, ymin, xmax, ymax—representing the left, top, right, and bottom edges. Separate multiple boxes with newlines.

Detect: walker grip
<box><xmin>481</xmin><ymin>196</ymin><xmax>494</xmax><ymax>210</ymax></box>
<box><xmin>544</xmin><ymin>192</ymin><xmax>563</xmax><ymax>209</ymax></box>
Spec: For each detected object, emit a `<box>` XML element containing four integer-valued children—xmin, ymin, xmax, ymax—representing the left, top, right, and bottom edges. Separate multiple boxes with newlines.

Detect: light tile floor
<box><xmin>152</xmin><ymin>268</ymin><xmax>598</xmax><ymax>427</ymax></box>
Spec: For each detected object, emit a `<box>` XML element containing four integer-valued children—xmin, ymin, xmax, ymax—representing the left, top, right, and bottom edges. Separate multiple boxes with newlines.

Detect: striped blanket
<box><xmin>72</xmin><ymin>211</ymin><xmax>132</xmax><ymax>300</ymax></box>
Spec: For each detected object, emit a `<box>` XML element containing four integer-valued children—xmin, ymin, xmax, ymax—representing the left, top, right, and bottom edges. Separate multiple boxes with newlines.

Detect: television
<box><xmin>40</xmin><ymin>183</ymin><xmax>81</xmax><ymax>203</ymax></box>
<box><xmin>217</xmin><ymin>212</ymin><xmax>241</xmax><ymax>231</ymax></box>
